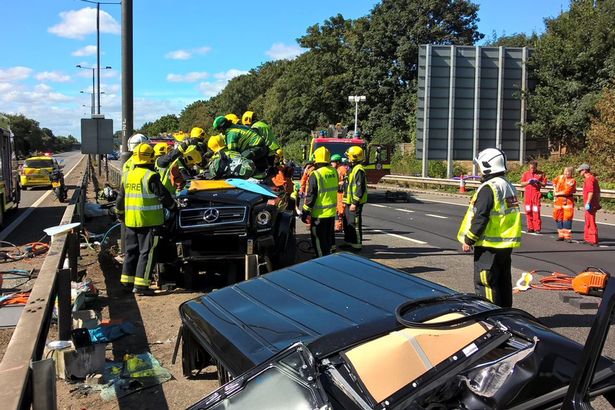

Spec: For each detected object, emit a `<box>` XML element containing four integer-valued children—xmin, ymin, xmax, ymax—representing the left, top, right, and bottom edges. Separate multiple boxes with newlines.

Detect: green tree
<box><xmin>484</xmin><ymin>31</ymin><xmax>540</xmax><ymax>47</ymax></box>
<box><xmin>140</xmin><ymin>114</ymin><xmax>180</xmax><ymax>136</ymax></box>
<box><xmin>587</xmin><ymin>86</ymin><xmax>615</xmax><ymax>180</ymax></box>
<box><xmin>179</xmin><ymin>100</ymin><xmax>216</xmax><ymax>133</ymax></box>
<box><xmin>526</xmin><ymin>0</ymin><xmax>615</xmax><ymax>152</ymax></box>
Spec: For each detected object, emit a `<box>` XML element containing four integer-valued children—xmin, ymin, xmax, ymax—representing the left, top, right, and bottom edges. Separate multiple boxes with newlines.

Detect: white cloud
<box><xmin>72</xmin><ymin>45</ymin><xmax>98</xmax><ymax>57</ymax></box>
<box><xmin>1</xmin><ymin>83</ymin><xmax>73</xmax><ymax>105</ymax></box>
<box><xmin>0</xmin><ymin>66</ymin><xmax>33</xmax><ymax>82</ymax></box>
<box><xmin>198</xmin><ymin>69</ymin><xmax>249</xmax><ymax>98</ymax></box>
<box><xmin>48</xmin><ymin>7</ymin><xmax>120</xmax><ymax>40</ymax></box>
<box><xmin>265</xmin><ymin>43</ymin><xmax>304</xmax><ymax>60</ymax></box>
<box><xmin>165</xmin><ymin>50</ymin><xmax>191</xmax><ymax>60</ymax></box>
<box><xmin>36</xmin><ymin>71</ymin><xmax>71</xmax><ymax>83</ymax></box>
<box><xmin>165</xmin><ymin>45</ymin><xmax>212</xmax><ymax>60</ymax></box>
<box><xmin>166</xmin><ymin>72</ymin><xmax>209</xmax><ymax>83</ymax></box>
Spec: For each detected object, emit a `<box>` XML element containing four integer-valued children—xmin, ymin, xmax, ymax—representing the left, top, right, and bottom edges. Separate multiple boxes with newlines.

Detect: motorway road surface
<box><xmin>0</xmin><ymin>151</ymin><xmax>84</xmax><ymax>243</ymax></box>
<box><xmin>364</xmin><ymin>190</ymin><xmax>615</xmax><ymax>276</ymax></box>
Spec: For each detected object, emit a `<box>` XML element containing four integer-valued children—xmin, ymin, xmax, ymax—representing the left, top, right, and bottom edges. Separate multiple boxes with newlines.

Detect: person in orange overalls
<box><xmin>552</xmin><ymin>167</ymin><xmax>576</xmax><ymax>242</ymax></box>
<box><xmin>520</xmin><ymin>160</ymin><xmax>547</xmax><ymax>233</ymax></box>
<box><xmin>330</xmin><ymin>154</ymin><xmax>347</xmax><ymax>232</ymax></box>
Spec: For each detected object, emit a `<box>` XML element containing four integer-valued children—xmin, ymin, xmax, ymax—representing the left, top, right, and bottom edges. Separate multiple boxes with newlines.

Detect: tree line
<box><xmin>1</xmin><ymin>113</ymin><xmax>79</xmax><ymax>158</ymax></box>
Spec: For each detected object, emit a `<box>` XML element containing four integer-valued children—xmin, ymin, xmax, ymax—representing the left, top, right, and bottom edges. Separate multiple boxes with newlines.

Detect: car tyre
<box><xmin>180</xmin><ymin>263</ymin><xmax>195</xmax><ymax>290</ymax></box>
<box><xmin>275</xmin><ymin>230</ymin><xmax>296</xmax><ymax>268</ymax></box>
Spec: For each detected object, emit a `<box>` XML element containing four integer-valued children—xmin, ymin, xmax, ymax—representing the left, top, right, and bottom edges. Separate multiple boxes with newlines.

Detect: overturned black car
<box><xmin>157</xmin><ymin>179</ymin><xmax>295</xmax><ymax>288</ymax></box>
<box><xmin>179</xmin><ymin>253</ymin><xmax>615</xmax><ymax>410</ymax></box>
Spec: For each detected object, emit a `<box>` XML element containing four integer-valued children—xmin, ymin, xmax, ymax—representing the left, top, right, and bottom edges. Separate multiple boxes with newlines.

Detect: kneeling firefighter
<box><xmin>207</xmin><ymin>134</ymin><xmax>255</xmax><ymax>179</ymax></box>
<box><xmin>457</xmin><ymin>148</ymin><xmax>522</xmax><ymax>308</ymax></box>
<box><xmin>302</xmin><ymin>146</ymin><xmax>338</xmax><ymax>257</ymax></box>
<box><xmin>116</xmin><ymin>143</ymin><xmax>177</xmax><ymax>295</ymax></box>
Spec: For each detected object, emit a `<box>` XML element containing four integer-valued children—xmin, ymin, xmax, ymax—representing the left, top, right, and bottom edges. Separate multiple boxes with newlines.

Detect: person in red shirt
<box><xmin>577</xmin><ymin>163</ymin><xmax>601</xmax><ymax>246</ymax></box>
<box><xmin>520</xmin><ymin>160</ymin><xmax>547</xmax><ymax>233</ymax></box>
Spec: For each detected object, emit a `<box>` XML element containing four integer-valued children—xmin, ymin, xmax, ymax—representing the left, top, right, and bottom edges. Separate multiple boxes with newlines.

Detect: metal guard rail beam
<box><xmin>0</xmin><ymin>155</ymin><xmax>88</xmax><ymax>409</ymax></box>
<box><xmin>379</xmin><ymin>175</ymin><xmax>615</xmax><ymax>199</ymax></box>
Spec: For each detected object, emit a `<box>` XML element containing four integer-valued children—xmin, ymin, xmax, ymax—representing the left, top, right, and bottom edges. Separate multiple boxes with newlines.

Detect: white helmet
<box><xmin>128</xmin><ymin>133</ymin><xmax>150</xmax><ymax>152</ymax></box>
<box><xmin>474</xmin><ymin>148</ymin><xmax>507</xmax><ymax>175</ymax></box>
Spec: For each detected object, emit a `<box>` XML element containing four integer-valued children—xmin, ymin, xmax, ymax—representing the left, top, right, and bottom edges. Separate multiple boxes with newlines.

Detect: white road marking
<box><xmin>425</xmin><ymin>213</ymin><xmax>447</xmax><ymax>219</ymax></box>
<box><xmin>370</xmin><ymin>204</ymin><xmax>388</xmax><ymax>208</ymax></box>
<box><xmin>395</xmin><ymin>208</ymin><xmax>415</xmax><ymax>213</ymax></box>
<box><xmin>0</xmin><ymin>155</ymin><xmax>84</xmax><ymax>241</ymax></box>
<box><xmin>372</xmin><ymin>229</ymin><xmax>427</xmax><ymax>245</ymax></box>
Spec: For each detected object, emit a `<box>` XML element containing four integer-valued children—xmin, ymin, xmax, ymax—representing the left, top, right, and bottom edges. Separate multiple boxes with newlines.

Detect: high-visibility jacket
<box><xmin>251</xmin><ymin>120</ymin><xmax>280</xmax><ymax>153</ymax></box>
<box><xmin>225</xmin><ymin>125</ymin><xmax>265</xmax><ymax>153</ymax></box>
<box><xmin>457</xmin><ymin>176</ymin><xmax>522</xmax><ymax>249</ymax></box>
<box><xmin>343</xmin><ymin>164</ymin><xmax>367</xmax><ymax>205</ymax></box>
<box><xmin>122</xmin><ymin>156</ymin><xmax>135</xmax><ymax>184</ymax></box>
<box><xmin>123</xmin><ymin>167</ymin><xmax>164</xmax><ymax>228</ymax></box>
<box><xmin>304</xmin><ymin>165</ymin><xmax>338</xmax><ymax>218</ymax></box>
<box><xmin>155</xmin><ymin>157</ymin><xmax>173</xmax><ymax>194</ymax></box>
<box><xmin>552</xmin><ymin>175</ymin><xmax>576</xmax><ymax>221</ymax></box>
<box><xmin>161</xmin><ymin>157</ymin><xmax>187</xmax><ymax>195</ymax></box>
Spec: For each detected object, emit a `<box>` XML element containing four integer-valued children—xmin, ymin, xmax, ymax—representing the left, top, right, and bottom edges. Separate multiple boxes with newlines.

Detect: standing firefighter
<box><xmin>330</xmin><ymin>154</ymin><xmax>347</xmax><ymax>232</ymax></box>
<box><xmin>302</xmin><ymin>147</ymin><xmax>338</xmax><ymax>257</ymax></box>
<box><xmin>123</xmin><ymin>133</ymin><xmax>150</xmax><ymax>181</ymax></box>
<box><xmin>520</xmin><ymin>160</ymin><xmax>547</xmax><ymax>233</ymax></box>
<box><xmin>552</xmin><ymin>167</ymin><xmax>577</xmax><ymax>242</ymax></box>
<box><xmin>577</xmin><ymin>163</ymin><xmax>601</xmax><ymax>246</ymax></box>
<box><xmin>458</xmin><ymin>148</ymin><xmax>522</xmax><ymax>308</ymax></box>
<box><xmin>116</xmin><ymin>144</ymin><xmax>177</xmax><ymax>295</ymax></box>
<box><xmin>342</xmin><ymin>146</ymin><xmax>367</xmax><ymax>250</ymax></box>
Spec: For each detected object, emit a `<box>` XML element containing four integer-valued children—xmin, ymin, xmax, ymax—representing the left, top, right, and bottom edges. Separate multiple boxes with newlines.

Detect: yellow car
<box><xmin>19</xmin><ymin>155</ymin><xmax>60</xmax><ymax>188</ymax></box>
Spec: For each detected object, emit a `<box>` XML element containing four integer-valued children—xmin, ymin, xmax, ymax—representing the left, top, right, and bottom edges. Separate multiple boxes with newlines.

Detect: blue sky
<box><xmin>0</xmin><ymin>0</ymin><xmax>567</xmax><ymax>138</ymax></box>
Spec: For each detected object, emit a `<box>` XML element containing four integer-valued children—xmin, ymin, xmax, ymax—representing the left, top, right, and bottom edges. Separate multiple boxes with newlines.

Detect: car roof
<box><xmin>179</xmin><ymin>253</ymin><xmax>454</xmax><ymax>375</ymax></box>
<box><xmin>25</xmin><ymin>156</ymin><xmax>55</xmax><ymax>161</ymax></box>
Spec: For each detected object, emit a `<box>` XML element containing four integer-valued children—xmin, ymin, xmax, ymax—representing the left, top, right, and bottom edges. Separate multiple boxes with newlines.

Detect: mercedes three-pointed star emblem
<box><xmin>202</xmin><ymin>208</ymin><xmax>220</xmax><ymax>223</ymax></box>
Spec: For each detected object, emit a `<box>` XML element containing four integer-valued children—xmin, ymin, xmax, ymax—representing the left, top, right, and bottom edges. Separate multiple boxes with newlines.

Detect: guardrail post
<box><xmin>57</xmin><ymin>268</ymin><xmax>72</xmax><ymax>341</ymax></box>
<box><xmin>68</xmin><ymin>231</ymin><xmax>79</xmax><ymax>282</ymax></box>
<box><xmin>31</xmin><ymin>359</ymin><xmax>56</xmax><ymax>410</ymax></box>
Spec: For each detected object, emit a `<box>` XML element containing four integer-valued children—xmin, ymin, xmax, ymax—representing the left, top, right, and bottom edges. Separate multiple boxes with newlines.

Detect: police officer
<box><xmin>457</xmin><ymin>148</ymin><xmax>522</xmax><ymax>308</ymax></box>
<box><xmin>116</xmin><ymin>143</ymin><xmax>177</xmax><ymax>295</ymax></box>
<box><xmin>302</xmin><ymin>147</ymin><xmax>338</xmax><ymax>257</ymax></box>
<box><xmin>342</xmin><ymin>146</ymin><xmax>367</xmax><ymax>251</ymax></box>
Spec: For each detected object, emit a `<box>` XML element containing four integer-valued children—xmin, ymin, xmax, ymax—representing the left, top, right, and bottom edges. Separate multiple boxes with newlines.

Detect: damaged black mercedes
<box><xmin>178</xmin><ymin>253</ymin><xmax>615</xmax><ymax>409</ymax></box>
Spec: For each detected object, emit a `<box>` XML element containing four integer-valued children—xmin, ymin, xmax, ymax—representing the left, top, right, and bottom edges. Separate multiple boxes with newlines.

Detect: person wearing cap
<box><xmin>302</xmin><ymin>147</ymin><xmax>338</xmax><ymax>257</ymax></box>
<box><xmin>577</xmin><ymin>163</ymin><xmax>601</xmax><ymax>246</ymax></box>
<box><xmin>520</xmin><ymin>160</ymin><xmax>547</xmax><ymax>233</ymax></box>
<box><xmin>330</xmin><ymin>154</ymin><xmax>347</xmax><ymax>232</ymax></box>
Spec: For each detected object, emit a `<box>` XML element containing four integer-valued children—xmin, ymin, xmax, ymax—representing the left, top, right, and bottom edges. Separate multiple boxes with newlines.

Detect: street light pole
<box><xmin>97</xmin><ymin>2</ymin><xmax>101</xmax><ymax>115</ymax></box>
<box><xmin>348</xmin><ymin>95</ymin><xmax>366</xmax><ymax>136</ymax></box>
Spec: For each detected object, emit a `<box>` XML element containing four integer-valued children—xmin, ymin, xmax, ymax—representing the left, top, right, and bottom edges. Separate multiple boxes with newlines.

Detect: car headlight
<box><xmin>256</xmin><ymin>210</ymin><xmax>272</xmax><ymax>226</ymax></box>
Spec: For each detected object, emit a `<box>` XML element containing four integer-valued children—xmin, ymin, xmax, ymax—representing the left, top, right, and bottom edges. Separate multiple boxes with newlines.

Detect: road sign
<box><xmin>81</xmin><ymin>116</ymin><xmax>114</xmax><ymax>154</ymax></box>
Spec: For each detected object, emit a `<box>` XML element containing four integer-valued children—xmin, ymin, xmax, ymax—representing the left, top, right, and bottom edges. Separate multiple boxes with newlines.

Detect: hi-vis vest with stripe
<box><xmin>306</xmin><ymin>165</ymin><xmax>338</xmax><ymax>218</ymax></box>
<box><xmin>457</xmin><ymin>176</ymin><xmax>522</xmax><ymax>249</ymax></box>
<box><xmin>344</xmin><ymin>164</ymin><xmax>368</xmax><ymax>205</ymax></box>
<box><xmin>124</xmin><ymin>167</ymin><xmax>164</xmax><ymax>228</ymax></box>
<box><xmin>160</xmin><ymin>157</ymin><xmax>186</xmax><ymax>195</ymax></box>
<box><xmin>121</xmin><ymin>156</ymin><xmax>135</xmax><ymax>184</ymax></box>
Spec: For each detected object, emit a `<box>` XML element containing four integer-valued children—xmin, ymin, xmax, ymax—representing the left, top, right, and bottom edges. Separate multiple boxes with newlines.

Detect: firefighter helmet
<box><xmin>330</xmin><ymin>154</ymin><xmax>342</xmax><ymax>162</ymax></box>
<box><xmin>153</xmin><ymin>142</ymin><xmax>171</xmax><ymax>157</ymax></box>
<box><xmin>346</xmin><ymin>146</ymin><xmax>364</xmax><ymax>163</ymax></box>
<box><xmin>242</xmin><ymin>111</ymin><xmax>256</xmax><ymax>126</ymax></box>
<box><xmin>133</xmin><ymin>143</ymin><xmax>154</xmax><ymax>165</ymax></box>
<box><xmin>213</xmin><ymin>116</ymin><xmax>230</xmax><ymax>131</ymax></box>
<box><xmin>128</xmin><ymin>133</ymin><xmax>149</xmax><ymax>152</ymax></box>
<box><xmin>313</xmin><ymin>146</ymin><xmax>331</xmax><ymax>164</ymax></box>
<box><xmin>190</xmin><ymin>127</ymin><xmax>205</xmax><ymax>140</ymax></box>
<box><xmin>207</xmin><ymin>134</ymin><xmax>226</xmax><ymax>153</ymax></box>
<box><xmin>475</xmin><ymin>148</ymin><xmax>507</xmax><ymax>175</ymax></box>
<box><xmin>183</xmin><ymin>145</ymin><xmax>202</xmax><ymax>166</ymax></box>
<box><xmin>225</xmin><ymin>113</ymin><xmax>240</xmax><ymax>124</ymax></box>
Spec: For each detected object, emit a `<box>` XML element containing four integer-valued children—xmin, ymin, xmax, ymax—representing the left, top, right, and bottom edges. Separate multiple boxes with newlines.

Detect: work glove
<box><xmin>547</xmin><ymin>191</ymin><xmax>554</xmax><ymax>200</ymax></box>
<box><xmin>301</xmin><ymin>211</ymin><xmax>310</xmax><ymax>224</ymax></box>
<box><xmin>585</xmin><ymin>203</ymin><xmax>591</xmax><ymax>211</ymax></box>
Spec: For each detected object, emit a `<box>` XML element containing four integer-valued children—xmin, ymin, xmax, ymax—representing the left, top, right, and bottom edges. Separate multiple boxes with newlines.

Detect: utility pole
<box><xmin>120</xmin><ymin>0</ymin><xmax>133</xmax><ymax>254</ymax></box>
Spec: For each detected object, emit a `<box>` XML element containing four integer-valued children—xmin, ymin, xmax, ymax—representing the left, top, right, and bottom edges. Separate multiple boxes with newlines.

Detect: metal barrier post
<box><xmin>31</xmin><ymin>359</ymin><xmax>56</xmax><ymax>410</ymax></box>
<box><xmin>57</xmin><ymin>269</ymin><xmax>72</xmax><ymax>341</ymax></box>
<box><xmin>68</xmin><ymin>231</ymin><xmax>79</xmax><ymax>282</ymax></box>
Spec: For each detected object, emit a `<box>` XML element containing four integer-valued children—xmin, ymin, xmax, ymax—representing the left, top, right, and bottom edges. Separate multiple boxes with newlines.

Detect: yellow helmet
<box><xmin>133</xmin><ymin>143</ymin><xmax>155</xmax><ymax>165</ymax></box>
<box><xmin>275</xmin><ymin>148</ymin><xmax>283</xmax><ymax>158</ymax></box>
<box><xmin>183</xmin><ymin>145</ymin><xmax>202</xmax><ymax>166</ymax></box>
<box><xmin>190</xmin><ymin>127</ymin><xmax>205</xmax><ymax>140</ymax></box>
<box><xmin>242</xmin><ymin>111</ymin><xmax>255</xmax><ymax>126</ymax></box>
<box><xmin>225</xmin><ymin>113</ymin><xmax>240</xmax><ymax>124</ymax></box>
<box><xmin>346</xmin><ymin>146</ymin><xmax>364</xmax><ymax>163</ymax></box>
<box><xmin>173</xmin><ymin>131</ymin><xmax>188</xmax><ymax>142</ymax></box>
<box><xmin>207</xmin><ymin>134</ymin><xmax>226</xmax><ymax>153</ymax></box>
<box><xmin>153</xmin><ymin>142</ymin><xmax>171</xmax><ymax>157</ymax></box>
<box><xmin>313</xmin><ymin>146</ymin><xmax>331</xmax><ymax>164</ymax></box>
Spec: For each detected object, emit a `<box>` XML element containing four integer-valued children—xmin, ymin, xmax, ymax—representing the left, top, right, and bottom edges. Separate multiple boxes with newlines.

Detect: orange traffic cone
<box><xmin>459</xmin><ymin>175</ymin><xmax>467</xmax><ymax>193</ymax></box>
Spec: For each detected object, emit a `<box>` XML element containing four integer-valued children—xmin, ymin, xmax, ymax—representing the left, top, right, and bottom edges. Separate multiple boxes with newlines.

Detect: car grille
<box><xmin>179</xmin><ymin>206</ymin><xmax>247</xmax><ymax>229</ymax></box>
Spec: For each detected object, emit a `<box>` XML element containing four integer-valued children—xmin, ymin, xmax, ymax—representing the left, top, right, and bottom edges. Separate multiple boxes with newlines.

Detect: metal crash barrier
<box><xmin>373</xmin><ymin>174</ymin><xmax>615</xmax><ymax>199</ymax></box>
<box><xmin>0</xmin><ymin>155</ymin><xmax>89</xmax><ymax>410</ymax></box>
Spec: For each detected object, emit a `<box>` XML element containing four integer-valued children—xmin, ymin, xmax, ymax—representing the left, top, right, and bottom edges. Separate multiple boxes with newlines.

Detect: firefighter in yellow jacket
<box><xmin>116</xmin><ymin>144</ymin><xmax>177</xmax><ymax>295</ymax></box>
<box><xmin>457</xmin><ymin>148</ymin><xmax>522</xmax><ymax>307</ymax></box>
<box><xmin>302</xmin><ymin>146</ymin><xmax>339</xmax><ymax>257</ymax></box>
<box><xmin>342</xmin><ymin>146</ymin><xmax>368</xmax><ymax>250</ymax></box>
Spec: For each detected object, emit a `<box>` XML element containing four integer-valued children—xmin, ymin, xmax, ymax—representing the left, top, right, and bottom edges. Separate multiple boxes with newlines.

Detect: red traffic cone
<box><xmin>459</xmin><ymin>175</ymin><xmax>467</xmax><ymax>193</ymax></box>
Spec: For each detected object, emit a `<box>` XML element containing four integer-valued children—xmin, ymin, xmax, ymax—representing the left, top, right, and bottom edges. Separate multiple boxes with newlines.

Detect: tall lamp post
<box><xmin>348</xmin><ymin>95</ymin><xmax>366</xmax><ymax>136</ymax></box>
<box><xmin>76</xmin><ymin>64</ymin><xmax>112</xmax><ymax>115</ymax></box>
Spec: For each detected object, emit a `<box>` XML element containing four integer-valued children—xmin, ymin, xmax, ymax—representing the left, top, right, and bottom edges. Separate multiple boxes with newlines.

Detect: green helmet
<box><xmin>330</xmin><ymin>154</ymin><xmax>342</xmax><ymax>162</ymax></box>
<box><xmin>212</xmin><ymin>116</ymin><xmax>229</xmax><ymax>131</ymax></box>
